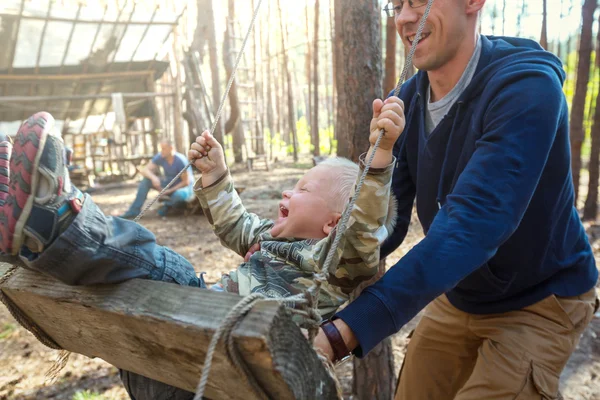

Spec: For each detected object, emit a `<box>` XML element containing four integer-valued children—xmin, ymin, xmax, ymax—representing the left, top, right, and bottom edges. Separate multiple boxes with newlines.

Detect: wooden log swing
<box><xmin>0</xmin><ymin>262</ymin><xmax>340</xmax><ymax>400</ymax></box>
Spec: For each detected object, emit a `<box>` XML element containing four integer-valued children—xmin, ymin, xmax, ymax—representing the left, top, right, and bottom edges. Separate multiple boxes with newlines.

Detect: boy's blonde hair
<box><xmin>315</xmin><ymin>157</ymin><xmax>360</xmax><ymax>213</ymax></box>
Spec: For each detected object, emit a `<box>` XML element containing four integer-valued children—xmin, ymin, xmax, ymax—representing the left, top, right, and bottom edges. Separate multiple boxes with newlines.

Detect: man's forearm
<box><xmin>164</xmin><ymin>180</ymin><xmax>188</xmax><ymax>194</ymax></box>
<box><xmin>140</xmin><ymin>166</ymin><xmax>158</xmax><ymax>181</ymax></box>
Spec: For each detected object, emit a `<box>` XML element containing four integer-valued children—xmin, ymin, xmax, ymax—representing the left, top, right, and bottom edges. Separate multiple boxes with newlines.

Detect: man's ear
<box><xmin>323</xmin><ymin>213</ymin><xmax>342</xmax><ymax>235</ymax></box>
<box><xmin>466</xmin><ymin>0</ymin><xmax>485</xmax><ymax>15</ymax></box>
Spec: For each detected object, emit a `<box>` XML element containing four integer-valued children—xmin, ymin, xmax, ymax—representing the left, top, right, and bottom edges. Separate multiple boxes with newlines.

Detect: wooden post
<box><xmin>0</xmin><ymin>263</ymin><xmax>339</xmax><ymax>400</ymax></box>
<box><xmin>171</xmin><ymin>27</ymin><xmax>186</xmax><ymax>153</ymax></box>
<box><xmin>350</xmin><ymin>258</ymin><xmax>395</xmax><ymax>400</ymax></box>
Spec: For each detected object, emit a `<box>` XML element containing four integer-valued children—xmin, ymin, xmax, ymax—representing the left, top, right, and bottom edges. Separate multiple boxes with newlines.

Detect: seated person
<box><xmin>119</xmin><ymin>137</ymin><xmax>194</xmax><ymax>219</ymax></box>
<box><xmin>0</xmin><ymin>103</ymin><xmax>404</xmax><ymax>399</ymax></box>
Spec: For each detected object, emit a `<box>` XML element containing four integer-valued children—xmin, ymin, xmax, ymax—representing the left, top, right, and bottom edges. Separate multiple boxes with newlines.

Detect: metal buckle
<box><xmin>335</xmin><ymin>353</ymin><xmax>354</xmax><ymax>366</ymax></box>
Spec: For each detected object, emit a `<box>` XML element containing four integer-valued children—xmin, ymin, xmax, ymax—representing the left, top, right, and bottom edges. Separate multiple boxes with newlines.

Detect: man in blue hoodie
<box><xmin>315</xmin><ymin>0</ymin><xmax>599</xmax><ymax>398</ymax></box>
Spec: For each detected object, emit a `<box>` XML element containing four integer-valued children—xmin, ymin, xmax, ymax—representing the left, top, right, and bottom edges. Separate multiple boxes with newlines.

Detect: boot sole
<box><xmin>0</xmin><ymin>142</ymin><xmax>12</xmax><ymax>206</ymax></box>
<box><xmin>0</xmin><ymin>112</ymin><xmax>52</xmax><ymax>255</ymax></box>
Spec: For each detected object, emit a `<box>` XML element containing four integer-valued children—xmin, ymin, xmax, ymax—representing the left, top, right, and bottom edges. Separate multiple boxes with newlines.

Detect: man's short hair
<box><xmin>317</xmin><ymin>157</ymin><xmax>360</xmax><ymax>213</ymax></box>
<box><xmin>159</xmin><ymin>137</ymin><xmax>174</xmax><ymax>146</ymax></box>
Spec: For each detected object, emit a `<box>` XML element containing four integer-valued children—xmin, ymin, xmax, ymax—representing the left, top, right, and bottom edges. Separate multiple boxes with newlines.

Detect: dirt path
<box><xmin>1</xmin><ymin>158</ymin><xmax>599</xmax><ymax>399</ymax></box>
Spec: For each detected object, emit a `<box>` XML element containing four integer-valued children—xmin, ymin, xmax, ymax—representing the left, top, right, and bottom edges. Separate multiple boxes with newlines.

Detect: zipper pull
<box><xmin>437</xmin><ymin>200</ymin><xmax>442</xmax><ymax>210</ymax></box>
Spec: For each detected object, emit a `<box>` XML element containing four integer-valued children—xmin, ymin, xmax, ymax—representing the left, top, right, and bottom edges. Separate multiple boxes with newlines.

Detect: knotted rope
<box><xmin>0</xmin><ymin>262</ymin><xmax>70</xmax><ymax>381</ymax></box>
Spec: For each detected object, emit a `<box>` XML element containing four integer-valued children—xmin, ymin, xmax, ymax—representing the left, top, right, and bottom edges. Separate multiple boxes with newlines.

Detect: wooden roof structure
<box><xmin>0</xmin><ymin>0</ymin><xmax>184</xmax><ymax>128</ymax></box>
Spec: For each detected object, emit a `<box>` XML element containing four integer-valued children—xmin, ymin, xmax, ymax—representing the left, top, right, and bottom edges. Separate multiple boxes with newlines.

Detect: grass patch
<box><xmin>0</xmin><ymin>322</ymin><xmax>16</xmax><ymax>340</ymax></box>
<box><xmin>290</xmin><ymin>162</ymin><xmax>313</xmax><ymax>170</ymax></box>
<box><xmin>72</xmin><ymin>390</ymin><xmax>107</xmax><ymax>400</ymax></box>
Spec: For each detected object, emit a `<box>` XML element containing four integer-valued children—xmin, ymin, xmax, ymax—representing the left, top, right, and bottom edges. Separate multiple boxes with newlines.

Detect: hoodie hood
<box><xmin>413</xmin><ymin>35</ymin><xmax>566</xmax><ymax>102</ymax></box>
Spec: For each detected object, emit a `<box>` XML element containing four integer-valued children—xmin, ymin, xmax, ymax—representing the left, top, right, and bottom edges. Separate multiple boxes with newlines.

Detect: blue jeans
<box><xmin>20</xmin><ymin>195</ymin><xmax>203</xmax><ymax>399</ymax></box>
<box><xmin>127</xmin><ymin>177</ymin><xmax>194</xmax><ymax>215</ymax></box>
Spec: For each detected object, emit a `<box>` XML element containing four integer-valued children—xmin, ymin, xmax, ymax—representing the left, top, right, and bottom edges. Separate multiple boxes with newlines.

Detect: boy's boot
<box><xmin>0</xmin><ymin>134</ymin><xmax>12</xmax><ymax>208</ymax></box>
<box><xmin>0</xmin><ymin>112</ymin><xmax>84</xmax><ymax>256</ymax></box>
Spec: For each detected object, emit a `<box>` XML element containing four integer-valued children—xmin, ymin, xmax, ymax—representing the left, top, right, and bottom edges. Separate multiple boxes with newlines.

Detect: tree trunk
<box><xmin>198</xmin><ymin>0</ymin><xmax>223</xmax><ymax>144</ymax></box>
<box><xmin>570</xmin><ymin>0</ymin><xmax>597</xmax><ymax>204</ymax></box>
<box><xmin>264</xmin><ymin>0</ymin><xmax>275</xmax><ymax>159</ymax></box>
<box><xmin>333</xmin><ymin>0</ymin><xmax>350</xmax><ymax>157</ymax></box>
<box><xmin>336</xmin><ymin>0</ymin><xmax>382</xmax><ymax>163</ymax></box>
<box><xmin>584</xmin><ymin>73</ymin><xmax>600</xmax><ymax>220</ymax></box>
<box><xmin>306</xmin><ymin>5</ymin><xmax>313</xmax><ymax>132</ymax></box>
<box><xmin>351</xmin><ymin>259</ymin><xmax>395</xmax><ymax>399</ymax></box>
<box><xmin>330</xmin><ymin>0</ymin><xmax>337</xmax><ymax>154</ymax></box>
<box><xmin>583</xmin><ymin>15</ymin><xmax>600</xmax><ymax>220</ymax></box>
<box><xmin>334</xmin><ymin>1</ymin><xmax>391</xmax><ymax>396</ymax></box>
<box><xmin>312</xmin><ymin>0</ymin><xmax>321</xmax><ymax>156</ymax></box>
<box><xmin>501</xmin><ymin>0</ymin><xmax>506</xmax><ymax>35</ymax></box>
<box><xmin>491</xmin><ymin>3</ymin><xmax>497</xmax><ymax>35</ymax></box>
<box><xmin>384</xmin><ymin>15</ymin><xmax>397</xmax><ymax>95</ymax></box>
<box><xmin>540</xmin><ymin>0</ymin><xmax>548</xmax><ymax>50</ymax></box>
<box><xmin>224</xmin><ymin>2</ymin><xmax>245</xmax><ymax>163</ymax></box>
<box><xmin>278</xmin><ymin>0</ymin><xmax>298</xmax><ymax>161</ymax></box>
<box><xmin>403</xmin><ymin>45</ymin><xmax>415</xmax><ymax>80</ymax></box>
<box><xmin>251</xmin><ymin>0</ymin><xmax>264</xmax><ymax>156</ymax></box>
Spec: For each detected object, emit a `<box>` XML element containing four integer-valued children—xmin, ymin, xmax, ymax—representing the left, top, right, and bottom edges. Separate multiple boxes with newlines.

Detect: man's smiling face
<box><xmin>394</xmin><ymin>0</ymin><xmax>472</xmax><ymax>72</ymax></box>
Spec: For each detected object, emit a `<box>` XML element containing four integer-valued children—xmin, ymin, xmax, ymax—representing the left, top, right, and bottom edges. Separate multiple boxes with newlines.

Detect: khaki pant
<box><xmin>395</xmin><ymin>289</ymin><xmax>599</xmax><ymax>400</ymax></box>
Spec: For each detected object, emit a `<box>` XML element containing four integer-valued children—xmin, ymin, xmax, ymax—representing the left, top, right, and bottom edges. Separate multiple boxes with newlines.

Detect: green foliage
<box><xmin>72</xmin><ymin>390</ymin><xmax>107</xmax><ymax>400</ymax></box>
<box><xmin>563</xmin><ymin>50</ymin><xmax>599</xmax><ymax>160</ymax></box>
<box><xmin>0</xmin><ymin>322</ymin><xmax>16</xmax><ymax>340</ymax></box>
<box><xmin>265</xmin><ymin>116</ymin><xmax>336</xmax><ymax>158</ymax></box>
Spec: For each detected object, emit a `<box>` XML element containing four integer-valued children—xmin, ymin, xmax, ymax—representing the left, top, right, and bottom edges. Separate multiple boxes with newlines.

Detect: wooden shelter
<box><xmin>0</xmin><ymin>0</ymin><xmax>188</xmax><ymax>186</ymax></box>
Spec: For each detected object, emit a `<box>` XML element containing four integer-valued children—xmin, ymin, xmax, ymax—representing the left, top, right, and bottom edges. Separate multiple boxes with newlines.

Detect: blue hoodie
<box><xmin>336</xmin><ymin>36</ymin><xmax>598</xmax><ymax>357</ymax></box>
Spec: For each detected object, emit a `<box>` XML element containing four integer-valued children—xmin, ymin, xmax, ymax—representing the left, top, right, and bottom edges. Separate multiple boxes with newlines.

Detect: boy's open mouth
<box><xmin>279</xmin><ymin>205</ymin><xmax>289</xmax><ymax>218</ymax></box>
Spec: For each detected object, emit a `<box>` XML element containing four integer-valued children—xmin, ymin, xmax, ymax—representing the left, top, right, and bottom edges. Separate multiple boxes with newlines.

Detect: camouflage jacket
<box><xmin>194</xmin><ymin>154</ymin><xmax>396</xmax><ymax>318</ymax></box>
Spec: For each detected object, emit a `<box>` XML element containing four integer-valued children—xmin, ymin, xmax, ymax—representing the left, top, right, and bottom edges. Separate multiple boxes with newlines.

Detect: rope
<box><xmin>0</xmin><ymin>265</ymin><xmax>63</xmax><ymax>350</ymax></box>
<box><xmin>134</xmin><ymin>0</ymin><xmax>264</xmax><ymax>223</ymax></box>
<box><xmin>0</xmin><ymin>263</ymin><xmax>71</xmax><ymax>382</ymax></box>
<box><xmin>193</xmin><ymin>292</ymin><xmax>339</xmax><ymax>400</ymax></box>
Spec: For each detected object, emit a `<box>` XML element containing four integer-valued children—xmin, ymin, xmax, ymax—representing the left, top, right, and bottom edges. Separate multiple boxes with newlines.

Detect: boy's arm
<box><xmin>314</xmin><ymin>152</ymin><xmax>395</xmax><ymax>294</ymax></box>
<box><xmin>194</xmin><ymin>171</ymin><xmax>274</xmax><ymax>257</ymax></box>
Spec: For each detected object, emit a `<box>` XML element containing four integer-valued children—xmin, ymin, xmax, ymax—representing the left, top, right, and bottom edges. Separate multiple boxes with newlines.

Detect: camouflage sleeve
<box><xmin>313</xmin><ymin>153</ymin><xmax>395</xmax><ymax>294</ymax></box>
<box><xmin>194</xmin><ymin>171</ymin><xmax>274</xmax><ymax>257</ymax></box>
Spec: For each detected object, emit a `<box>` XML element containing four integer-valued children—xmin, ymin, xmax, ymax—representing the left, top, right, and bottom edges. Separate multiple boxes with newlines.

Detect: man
<box><xmin>314</xmin><ymin>0</ymin><xmax>599</xmax><ymax>398</ymax></box>
<box><xmin>120</xmin><ymin>138</ymin><xmax>194</xmax><ymax>218</ymax></box>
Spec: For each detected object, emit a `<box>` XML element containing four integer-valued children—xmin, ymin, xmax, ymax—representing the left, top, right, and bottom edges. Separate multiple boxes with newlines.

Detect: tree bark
<box><xmin>278</xmin><ymin>0</ymin><xmax>298</xmax><ymax>161</ymax></box>
<box><xmin>384</xmin><ymin>15</ymin><xmax>398</xmax><ymax>95</ymax></box>
<box><xmin>330</xmin><ymin>0</ymin><xmax>337</xmax><ymax>153</ymax></box>
<box><xmin>306</xmin><ymin>5</ymin><xmax>313</xmax><ymax>131</ymax></box>
<box><xmin>540</xmin><ymin>0</ymin><xmax>548</xmax><ymax>50</ymax></box>
<box><xmin>570</xmin><ymin>0</ymin><xmax>597</xmax><ymax>204</ymax></box>
<box><xmin>335</xmin><ymin>0</ymin><xmax>382</xmax><ymax>163</ymax></box>
<box><xmin>351</xmin><ymin>259</ymin><xmax>395</xmax><ymax>399</ymax></box>
<box><xmin>312</xmin><ymin>0</ymin><xmax>321</xmax><ymax>156</ymax></box>
<box><xmin>224</xmin><ymin>1</ymin><xmax>245</xmax><ymax>163</ymax></box>
<box><xmin>583</xmin><ymin>14</ymin><xmax>600</xmax><ymax>220</ymax></box>
<box><xmin>333</xmin><ymin>0</ymin><xmax>350</xmax><ymax>157</ymax></box>
<box><xmin>334</xmin><ymin>1</ymin><xmax>391</xmax><ymax>396</ymax></box>
<box><xmin>264</xmin><ymin>0</ymin><xmax>275</xmax><ymax>159</ymax></box>
<box><xmin>501</xmin><ymin>0</ymin><xmax>506</xmax><ymax>35</ymax></box>
<box><xmin>403</xmin><ymin>45</ymin><xmax>415</xmax><ymax>80</ymax></box>
<box><xmin>198</xmin><ymin>0</ymin><xmax>223</xmax><ymax>144</ymax></box>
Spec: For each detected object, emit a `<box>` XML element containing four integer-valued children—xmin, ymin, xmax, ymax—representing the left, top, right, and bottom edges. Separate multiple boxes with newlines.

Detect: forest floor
<box><xmin>1</xmin><ymin>155</ymin><xmax>599</xmax><ymax>400</ymax></box>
